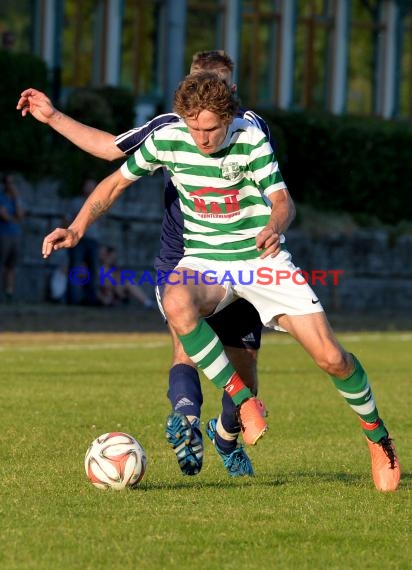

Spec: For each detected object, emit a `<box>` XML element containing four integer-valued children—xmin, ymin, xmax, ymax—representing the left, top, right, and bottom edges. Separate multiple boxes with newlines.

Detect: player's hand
<box><xmin>256</xmin><ymin>226</ymin><xmax>281</xmax><ymax>259</ymax></box>
<box><xmin>42</xmin><ymin>228</ymin><xmax>79</xmax><ymax>258</ymax></box>
<box><xmin>16</xmin><ymin>88</ymin><xmax>57</xmax><ymax>124</ymax></box>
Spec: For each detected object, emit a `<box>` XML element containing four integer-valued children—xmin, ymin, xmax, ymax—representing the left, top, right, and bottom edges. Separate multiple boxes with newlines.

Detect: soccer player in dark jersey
<box><xmin>18</xmin><ymin>51</ymin><xmax>274</xmax><ymax>478</ymax></box>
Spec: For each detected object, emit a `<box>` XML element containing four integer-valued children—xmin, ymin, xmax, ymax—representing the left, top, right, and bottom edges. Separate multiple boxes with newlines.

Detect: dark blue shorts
<box><xmin>206</xmin><ymin>298</ymin><xmax>262</xmax><ymax>350</ymax></box>
<box><xmin>155</xmin><ymin>285</ymin><xmax>262</xmax><ymax>350</ymax></box>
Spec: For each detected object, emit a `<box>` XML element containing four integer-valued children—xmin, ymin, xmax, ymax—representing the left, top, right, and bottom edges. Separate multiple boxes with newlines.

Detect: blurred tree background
<box><xmin>0</xmin><ymin>48</ymin><xmax>135</xmax><ymax>195</ymax></box>
<box><xmin>1</xmin><ymin>1</ymin><xmax>412</xmax><ymax>224</ymax></box>
<box><xmin>0</xmin><ymin>50</ymin><xmax>49</xmax><ymax>178</ymax></box>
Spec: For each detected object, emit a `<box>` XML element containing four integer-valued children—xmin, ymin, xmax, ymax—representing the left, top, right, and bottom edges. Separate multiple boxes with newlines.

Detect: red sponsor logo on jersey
<box><xmin>189</xmin><ymin>187</ymin><xmax>240</xmax><ymax>218</ymax></box>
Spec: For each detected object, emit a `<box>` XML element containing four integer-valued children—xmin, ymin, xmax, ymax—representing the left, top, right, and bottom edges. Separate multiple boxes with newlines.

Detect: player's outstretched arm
<box><xmin>42</xmin><ymin>169</ymin><xmax>133</xmax><ymax>259</ymax></box>
<box><xmin>17</xmin><ymin>88</ymin><xmax>122</xmax><ymax>161</ymax></box>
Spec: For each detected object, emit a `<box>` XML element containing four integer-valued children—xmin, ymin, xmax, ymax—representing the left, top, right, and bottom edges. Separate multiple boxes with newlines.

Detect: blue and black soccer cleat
<box><xmin>206</xmin><ymin>418</ymin><xmax>254</xmax><ymax>477</ymax></box>
<box><xmin>165</xmin><ymin>411</ymin><xmax>203</xmax><ymax>476</ymax></box>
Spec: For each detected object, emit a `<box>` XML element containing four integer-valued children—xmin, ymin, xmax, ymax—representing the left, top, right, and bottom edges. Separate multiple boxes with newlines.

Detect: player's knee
<box><xmin>163</xmin><ymin>287</ymin><xmax>198</xmax><ymax>333</ymax></box>
<box><xmin>162</xmin><ymin>288</ymin><xmax>186</xmax><ymax>321</ymax></box>
<box><xmin>315</xmin><ymin>347</ymin><xmax>349</xmax><ymax>376</ymax></box>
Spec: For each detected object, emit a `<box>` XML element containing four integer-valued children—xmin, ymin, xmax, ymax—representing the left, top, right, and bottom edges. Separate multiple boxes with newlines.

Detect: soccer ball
<box><xmin>85</xmin><ymin>432</ymin><xmax>147</xmax><ymax>490</ymax></box>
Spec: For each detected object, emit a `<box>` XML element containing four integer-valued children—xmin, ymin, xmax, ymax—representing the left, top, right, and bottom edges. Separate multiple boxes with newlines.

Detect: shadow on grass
<box><xmin>138</xmin><ymin>478</ymin><xmax>286</xmax><ymax>492</ymax></box>
<box><xmin>396</xmin><ymin>471</ymin><xmax>412</xmax><ymax>489</ymax></box>
<box><xmin>267</xmin><ymin>470</ymin><xmax>411</xmax><ymax>490</ymax></box>
<box><xmin>138</xmin><ymin>470</ymin><xmax>411</xmax><ymax>491</ymax></box>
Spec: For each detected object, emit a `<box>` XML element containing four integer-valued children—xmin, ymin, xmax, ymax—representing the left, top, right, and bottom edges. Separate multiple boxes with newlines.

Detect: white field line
<box><xmin>262</xmin><ymin>332</ymin><xmax>412</xmax><ymax>345</ymax></box>
<box><xmin>0</xmin><ymin>332</ymin><xmax>411</xmax><ymax>352</ymax></box>
<box><xmin>0</xmin><ymin>341</ymin><xmax>169</xmax><ymax>352</ymax></box>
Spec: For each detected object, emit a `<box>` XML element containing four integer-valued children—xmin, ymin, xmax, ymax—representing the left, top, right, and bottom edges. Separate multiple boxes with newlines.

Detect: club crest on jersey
<box><xmin>221</xmin><ymin>162</ymin><xmax>241</xmax><ymax>180</ymax></box>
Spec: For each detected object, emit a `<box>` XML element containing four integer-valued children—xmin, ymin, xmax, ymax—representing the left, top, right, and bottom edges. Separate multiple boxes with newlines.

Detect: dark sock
<box><xmin>215</xmin><ymin>431</ymin><xmax>237</xmax><ymax>453</ymax></box>
<box><xmin>221</xmin><ymin>391</ymin><xmax>241</xmax><ymax>433</ymax></box>
<box><xmin>167</xmin><ymin>364</ymin><xmax>203</xmax><ymax>418</ymax></box>
<box><xmin>214</xmin><ymin>392</ymin><xmax>241</xmax><ymax>453</ymax></box>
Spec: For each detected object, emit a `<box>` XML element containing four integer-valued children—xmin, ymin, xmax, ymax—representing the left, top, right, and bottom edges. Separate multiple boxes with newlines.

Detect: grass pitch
<box><xmin>0</xmin><ymin>331</ymin><xmax>410</xmax><ymax>570</ymax></box>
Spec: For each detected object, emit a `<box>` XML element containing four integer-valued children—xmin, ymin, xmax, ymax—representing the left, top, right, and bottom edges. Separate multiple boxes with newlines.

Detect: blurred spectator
<box><xmin>0</xmin><ymin>173</ymin><xmax>25</xmax><ymax>302</ymax></box>
<box><xmin>98</xmin><ymin>245</ymin><xmax>155</xmax><ymax>309</ymax></box>
<box><xmin>67</xmin><ymin>178</ymin><xmax>100</xmax><ymax>305</ymax></box>
<box><xmin>48</xmin><ymin>248</ymin><xmax>69</xmax><ymax>303</ymax></box>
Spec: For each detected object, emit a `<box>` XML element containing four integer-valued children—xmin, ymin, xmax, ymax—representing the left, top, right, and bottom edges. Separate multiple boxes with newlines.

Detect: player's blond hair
<box><xmin>173</xmin><ymin>72</ymin><xmax>239</xmax><ymax>122</ymax></box>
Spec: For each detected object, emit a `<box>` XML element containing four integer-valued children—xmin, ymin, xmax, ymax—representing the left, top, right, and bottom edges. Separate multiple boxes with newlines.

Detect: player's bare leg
<box><xmin>165</xmin><ymin>317</ymin><xmax>260</xmax><ymax>475</ymax></box>
<box><xmin>277</xmin><ymin>312</ymin><xmax>400</xmax><ymax>491</ymax></box>
<box><xmin>163</xmin><ymin>272</ymin><xmax>267</xmax><ymax>447</ymax></box>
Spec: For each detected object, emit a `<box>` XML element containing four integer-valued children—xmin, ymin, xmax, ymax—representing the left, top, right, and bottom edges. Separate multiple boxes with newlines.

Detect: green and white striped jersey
<box><xmin>121</xmin><ymin>118</ymin><xmax>286</xmax><ymax>261</ymax></box>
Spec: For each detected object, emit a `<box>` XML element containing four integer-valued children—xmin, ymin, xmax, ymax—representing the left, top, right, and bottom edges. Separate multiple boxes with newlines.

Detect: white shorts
<box><xmin>175</xmin><ymin>250</ymin><xmax>324</xmax><ymax>330</ymax></box>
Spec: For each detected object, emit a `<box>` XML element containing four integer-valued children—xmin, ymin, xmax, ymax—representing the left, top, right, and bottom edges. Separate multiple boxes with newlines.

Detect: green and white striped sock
<box><xmin>178</xmin><ymin>319</ymin><xmax>253</xmax><ymax>406</ymax></box>
<box><xmin>330</xmin><ymin>354</ymin><xmax>387</xmax><ymax>442</ymax></box>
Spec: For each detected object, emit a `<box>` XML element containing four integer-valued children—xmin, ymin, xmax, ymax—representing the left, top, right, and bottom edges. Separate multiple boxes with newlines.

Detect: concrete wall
<box><xmin>6</xmin><ymin>176</ymin><xmax>412</xmax><ymax>312</ymax></box>
<box><xmin>288</xmin><ymin>230</ymin><xmax>412</xmax><ymax>312</ymax></box>
<box><xmin>9</xmin><ymin>174</ymin><xmax>164</xmax><ymax>303</ymax></box>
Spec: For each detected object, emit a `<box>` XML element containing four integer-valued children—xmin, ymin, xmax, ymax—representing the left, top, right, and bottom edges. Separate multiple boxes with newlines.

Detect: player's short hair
<box><xmin>173</xmin><ymin>72</ymin><xmax>239</xmax><ymax>122</ymax></box>
<box><xmin>190</xmin><ymin>50</ymin><xmax>235</xmax><ymax>76</ymax></box>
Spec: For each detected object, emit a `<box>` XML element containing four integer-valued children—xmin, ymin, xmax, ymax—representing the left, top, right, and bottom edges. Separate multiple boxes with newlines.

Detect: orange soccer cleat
<box><xmin>238</xmin><ymin>397</ymin><xmax>268</xmax><ymax>445</ymax></box>
<box><xmin>366</xmin><ymin>435</ymin><xmax>401</xmax><ymax>492</ymax></box>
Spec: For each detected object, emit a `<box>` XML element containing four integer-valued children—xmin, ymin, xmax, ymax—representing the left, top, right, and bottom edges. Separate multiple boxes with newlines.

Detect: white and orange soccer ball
<box><xmin>85</xmin><ymin>432</ymin><xmax>147</xmax><ymax>490</ymax></box>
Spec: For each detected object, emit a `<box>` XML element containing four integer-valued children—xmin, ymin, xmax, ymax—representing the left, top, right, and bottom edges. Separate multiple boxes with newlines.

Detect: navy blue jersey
<box><xmin>115</xmin><ymin>109</ymin><xmax>274</xmax><ymax>272</ymax></box>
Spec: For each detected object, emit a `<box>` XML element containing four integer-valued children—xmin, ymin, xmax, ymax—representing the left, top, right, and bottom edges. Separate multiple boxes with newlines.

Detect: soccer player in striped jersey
<box><xmin>19</xmin><ymin>51</ymin><xmax>272</xmax><ymax>478</ymax></box>
<box><xmin>115</xmin><ymin>51</ymin><xmax>274</xmax><ymax>477</ymax></box>
<box><xmin>42</xmin><ymin>72</ymin><xmax>400</xmax><ymax>492</ymax></box>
